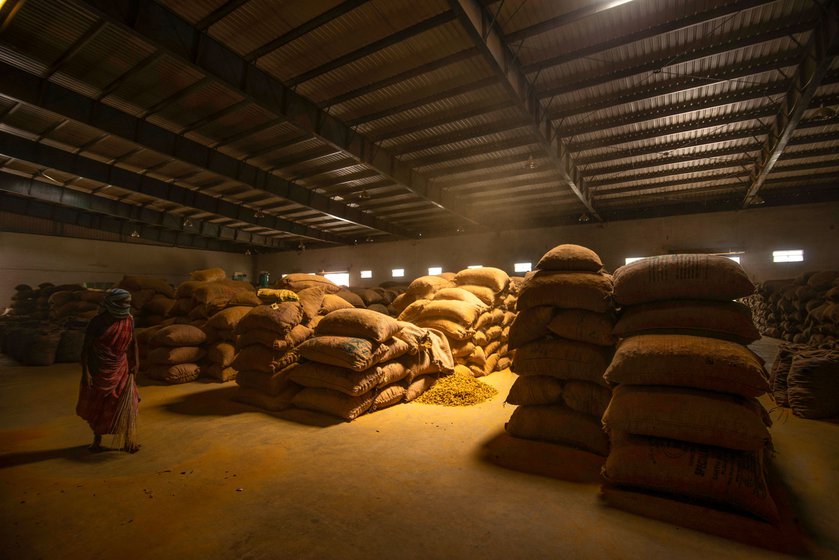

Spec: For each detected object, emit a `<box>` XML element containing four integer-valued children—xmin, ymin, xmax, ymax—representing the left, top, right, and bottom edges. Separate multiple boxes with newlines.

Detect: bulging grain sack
<box><xmin>294</xmin><ymin>287</ymin><xmax>325</xmax><ymax>322</ymax></box>
<box><xmin>411</xmin><ymin>328</ymin><xmax>456</xmax><ymax>376</ymax></box>
<box><xmin>612</xmin><ymin>254</ymin><xmax>755</xmax><ymax>305</ymax></box>
<box><xmin>376</xmin><ymin>338</ymin><xmax>412</xmax><ymax>363</ymax></box>
<box><xmin>454</xmin><ymin>267</ymin><xmax>509</xmax><ymax>293</ymax></box>
<box><xmin>433</xmin><ymin>287</ymin><xmax>486</xmax><ymax>307</ymax></box>
<box><xmin>414</xmin><ymin>317</ymin><xmax>475</xmax><ymax>341</ymax></box>
<box><xmin>206</xmin><ymin>306</ymin><xmax>252</xmax><ymax>331</ymax></box>
<box><xmin>602</xmin><ymin>385</ymin><xmax>771</xmax><ymax>451</ymax></box>
<box><xmin>377</xmin><ymin>361</ymin><xmax>412</xmax><ymax>388</ymax></box>
<box><xmin>397</xmin><ymin>299</ymin><xmax>429</xmax><ymax>323</ymax></box>
<box><xmin>236</xmin><ymin>303</ymin><xmax>303</xmax><ymax>335</ymax></box>
<box><xmin>234</xmin><ymin>384</ymin><xmax>301</xmax><ymax>411</ymax></box>
<box><xmin>292</xmin><ymin>387</ymin><xmax>375</xmax><ymax>421</ymax></box>
<box><xmin>207</xmin><ymin>341</ymin><xmax>237</xmax><ymax>367</ymax></box>
<box><xmin>417</xmin><ymin>300</ymin><xmax>485</xmax><ymax>326</ymax></box>
<box><xmin>288</xmin><ymin>361</ymin><xmax>383</xmax><ymax>396</ymax></box>
<box><xmin>407</xmin><ymin>275</ymin><xmax>455</xmax><ymax>298</ymax></box>
<box><xmin>457</xmin><ymin>284</ymin><xmax>496</xmax><ymax>306</ymax></box>
<box><xmin>511</xmin><ymin>337</ymin><xmax>613</xmax><ymax>385</ymax></box>
<box><xmin>256</xmin><ymin>288</ymin><xmax>299</xmax><ymax>303</ymax></box>
<box><xmin>118</xmin><ymin>276</ymin><xmax>176</xmax><ymax>298</ymax></box>
<box><xmin>613</xmin><ymin>300</ymin><xmax>760</xmax><ymax>344</ymax></box>
<box><xmin>148</xmin><ymin>346</ymin><xmax>205</xmax><ymax>365</ymax></box>
<box><xmin>505</xmin><ymin>405</ymin><xmax>610</xmax><ymax>456</ymax></box>
<box><xmin>405</xmin><ymin>375</ymin><xmax>437</xmax><ymax>402</ymax></box>
<box><xmin>603</xmin><ymin>432</ymin><xmax>779</xmax><ymax>522</ymax></box>
<box><xmin>392</xmin><ymin>321</ymin><xmax>430</xmax><ymax>352</ymax></box>
<box><xmin>151</xmin><ymin>324</ymin><xmax>207</xmax><ymax>347</ymax></box>
<box><xmin>507</xmin><ymin>306</ymin><xmax>554</xmax><ymax>350</ymax></box>
<box><xmin>315</xmin><ymin>308</ymin><xmax>400</xmax><ymax>343</ymax></box>
<box><xmin>547</xmin><ymin>309</ymin><xmax>615</xmax><ymax>346</ymax></box>
<box><xmin>505</xmin><ymin>375</ymin><xmax>563</xmax><ymax>406</ymax></box>
<box><xmin>236</xmin><ymin>363</ymin><xmax>299</xmax><ymax>396</ymax></box>
<box><xmin>517</xmin><ymin>271</ymin><xmax>612</xmax><ymax>313</ymax></box>
<box><xmin>204</xmin><ymin>364</ymin><xmax>238</xmax><ymax>382</ymax></box>
<box><xmin>276</xmin><ymin>273</ymin><xmax>341</xmax><ymax>294</ymax></box>
<box><xmin>561</xmin><ymin>380</ymin><xmax>611</xmax><ymax>417</ymax></box>
<box><xmin>146</xmin><ymin>363</ymin><xmax>201</xmax><ymax>384</ymax></box>
<box><xmin>232</xmin><ymin>344</ymin><xmax>297</xmax><ymax>374</ymax></box>
<box><xmin>229</xmin><ymin>291</ymin><xmax>263</xmax><ymax>307</ymax></box>
<box><xmin>320</xmin><ymin>293</ymin><xmax>355</xmax><ymax>314</ymax></box>
<box><xmin>372</xmin><ymin>383</ymin><xmax>408</xmax><ymax>410</ymax></box>
<box><xmin>604</xmin><ymin>334</ymin><xmax>769</xmax><ymax>398</ymax></box>
<box><xmin>786</xmin><ymin>350</ymin><xmax>839</xmax><ymax>419</ymax></box>
<box><xmin>190</xmin><ymin>267</ymin><xmax>226</xmax><ymax>282</ymax></box>
<box><xmin>239</xmin><ymin>328</ymin><xmax>282</xmax><ymax>349</ymax></box>
<box><xmin>536</xmin><ymin>244</ymin><xmax>603</xmax><ymax>272</ymax></box>
<box><xmin>336</xmin><ymin>289</ymin><xmax>366</xmax><ymax>308</ymax></box>
<box><xmin>296</xmin><ymin>335</ymin><xmax>388</xmax><ymax>371</ymax></box>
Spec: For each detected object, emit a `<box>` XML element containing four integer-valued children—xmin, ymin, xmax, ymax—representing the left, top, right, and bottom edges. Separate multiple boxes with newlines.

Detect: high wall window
<box><xmin>323</xmin><ymin>272</ymin><xmax>349</xmax><ymax>287</ymax></box>
<box><xmin>514</xmin><ymin>262</ymin><xmax>531</xmax><ymax>273</ymax></box>
<box><xmin>360</xmin><ymin>270</ymin><xmax>372</xmax><ymax>279</ymax></box>
<box><xmin>773</xmin><ymin>250</ymin><xmax>804</xmax><ymax>263</ymax></box>
<box><xmin>467</xmin><ymin>265</ymin><xmax>483</xmax><ymax>269</ymax></box>
<box><xmin>625</xmin><ymin>257</ymin><xmax>645</xmax><ymax>265</ymax></box>
<box><xmin>428</xmin><ymin>266</ymin><xmax>443</xmax><ymax>275</ymax></box>
<box><xmin>392</xmin><ymin>269</ymin><xmax>405</xmax><ymax>278</ymax></box>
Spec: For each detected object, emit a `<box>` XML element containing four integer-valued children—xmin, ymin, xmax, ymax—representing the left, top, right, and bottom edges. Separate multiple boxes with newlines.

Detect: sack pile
<box><xmin>169</xmin><ymin>268</ymin><xmax>257</xmax><ymax>325</ymax></box>
<box><xmin>743</xmin><ymin>271</ymin><xmax>838</xmax><ymax>348</ymax></box>
<box><xmin>601</xmin><ymin>254</ymin><xmax>779</xmax><ymax>523</ymax></box>
<box><xmin>143</xmin><ymin>324</ymin><xmax>206</xmax><ymax>384</ymax></box>
<box><xmin>504</xmin><ymin>244</ymin><xmax>615</xmax><ymax>457</ymax></box>
<box><xmin>116</xmin><ymin>276</ymin><xmax>177</xmax><ymax>327</ymax></box>
<box><xmin>770</xmin><ymin>343</ymin><xmax>839</xmax><ymax>419</ymax></box>
<box><xmin>48</xmin><ymin>287</ymin><xmax>103</xmax><ymax>323</ymax></box>
<box><xmin>343</xmin><ymin>286</ymin><xmax>404</xmax><ymax>316</ymax></box>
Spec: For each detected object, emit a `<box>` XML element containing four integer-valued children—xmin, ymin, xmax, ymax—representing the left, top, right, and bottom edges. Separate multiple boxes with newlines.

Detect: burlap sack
<box><xmin>235</xmin><ymin>363</ymin><xmax>299</xmax><ymax>396</ymax></box>
<box><xmin>118</xmin><ymin>276</ymin><xmax>176</xmax><ymax>298</ymax></box>
<box><xmin>232</xmin><ymin>344</ymin><xmax>297</xmax><ymax>374</ymax></box>
<box><xmin>517</xmin><ymin>271</ymin><xmax>613</xmax><ymax>313</ymax></box>
<box><xmin>145</xmin><ymin>363</ymin><xmax>200</xmax><ymax>384</ymax></box>
<box><xmin>536</xmin><ymin>244</ymin><xmax>603</xmax><ymax>272</ymax></box>
<box><xmin>450</xmin><ymin>340</ymin><xmax>475</xmax><ymax>359</ymax></box>
<box><xmin>397</xmin><ymin>299</ymin><xmax>430</xmax><ymax>323</ymax></box>
<box><xmin>505</xmin><ymin>404</ymin><xmax>610</xmax><ymax>456</ymax></box>
<box><xmin>190</xmin><ymin>267</ymin><xmax>226</xmax><ymax>282</ymax></box>
<box><xmin>414</xmin><ymin>317</ymin><xmax>474</xmax><ymax>341</ymax></box>
<box><xmin>393</xmin><ymin>321</ymin><xmax>429</xmax><ymax>353</ymax></box>
<box><xmin>207</xmin><ymin>341</ymin><xmax>237</xmax><ymax>367</ymax></box>
<box><xmin>561</xmin><ymin>380</ymin><xmax>611</xmax><ymax>417</ymax></box>
<box><xmin>508</xmin><ymin>306</ymin><xmax>554</xmax><ymax>349</ymax></box>
<box><xmin>288</xmin><ymin>361</ymin><xmax>383</xmax><ymax>396</ymax></box>
<box><xmin>229</xmin><ymin>291</ymin><xmax>263</xmax><ymax>306</ymax></box>
<box><xmin>292</xmin><ymin>387</ymin><xmax>375</xmax><ymax>421</ymax></box>
<box><xmin>144</xmin><ymin>294</ymin><xmax>176</xmax><ymax>317</ymax></box>
<box><xmin>467</xmin><ymin>345</ymin><xmax>487</xmax><ymax>368</ymax></box>
<box><xmin>376</xmin><ymin>338</ymin><xmax>411</xmax><ymax>363</ymax></box>
<box><xmin>416</xmin><ymin>300</ymin><xmax>485</xmax><ymax>326</ymax></box>
<box><xmin>335</xmin><ymin>289</ymin><xmax>365</xmax><ymax>308</ymax></box>
<box><xmin>315</xmin><ymin>308</ymin><xmax>400</xmax><ymax>343</ymax></box>
<box><xmin>276</xmin><ymin>273</ymin><xmax>341</xmax><ymax>294</ymax></box>
<box><xmin>296</xmin><ymin>335</ymin><xmax>388</xmax><ymax>371</ymax></box>
<box><xmin>547</xmin><ymin>309</ymin><xmax>615</xmax><ymax>346</ymax></box>
<box><xmin>257</xmin><ymin>288</ymin><xmax>299</xmax><ymax>303</ymax></box>
<box><xmin>454</xmin><ymin>267</ymin><xmax>509</xmax><ymax>293</ymax></box>
<box><xmin>296</xmin><ymin>287</ymin><xmax>326</xmax><ymax>322</ymax></box>
<box><xmin>613</xmin><ymin>300</ymin><xmax>760</xmax><ymax>344</ymax></box>
<box><xmin>433</xmin><ymin>287</ymin><xmax>486</xmax><ymax>307</ymax></box>
<box><xmin>787</xmin><ymin>350</ymin><xmax>839</xmax><ymax>418</ymax></box>
<box><xmin>505</xmin><ymin>375</ymin><xmax>563</xmax><ymax>405</ymax></box>
<box><xmin>612</xmin><ymin>254</ymin><xmax>754</xmax><ymax>305</ymax></box>
<box><xmin>175</xmin><ymin>280</ymin><xmax>205</xmax><ymax>299</ymax></box>
<box><xmin>204</xmin><ymin>363</ymin><xmax>238</xmax><ymax>382</ymax></box>
<box><xmin>602</xmin><ymin>385</ymin><xmax>771</xmax><ymax>451</ymax></box>
<box><xmin>377</xmin><ymin>360</ymin><xmax>412</xmax><ymax>388</ymax></box>
<box><xmin>604</xmin><ymin>334</ymin><xmax>769</xmax><ymax>398</ymax></box>
<box><xmin>458</xmin><ymin>284</ymin><xmax>495</xmax><ymax>306</ymax></box>
<box><xmin>234</xmin><ymin>384</ymin><xmax>301</xmax><ymax>411</ymax></box>
<box><xmin>770</xmin><ymin>343</ymin><xmax>800</xmax><ymax>406</ymax></box>
<box><xmin>603</xmin><ymin>431</ymin><xmax>779</xmax><ymax>522</ymax></box>
<box><xmin>372</xmin><ymin>383</ymin><xmax>407</xmax><ymax>410</ymax></box>
<box><xmin>236</xmin><ymin>303</ymin><xmax>303</xmax><ymax>335</ymax></box>
<box><xmin>411</xmin><ymin>328</ymin><xmax>455</xmax><ymax>376</ymax></box>
<box><xmin>407</xmin><ymin>275</ymin><xmax>455</xmax><ymax>298</ymax></box>
<box><xmin>148</xmin><ymin>345</ymin><xmax>205</xmax><ymax>365</ymax></box>
<box><xmin>206</xmin><ymin>306</ymin><xmax>252</xmax><ymax>331</ymax></box>
<box><xmin>320</xmin><ymin>294</ymin><xmax>355</xmax><ymax>314</ymax></box>
<box><xmin>497</xmin><ymin>356</ymin><xmax>511</xmax><ymax>370</ymax></box>
<box><xmin>511</xmin><ymin>337</ymin><xmax>613</xmax><ymax>385</ymax></box>
<box><xmin>238</xmin><ymin>328</ymin><xmax>282</xmax><ymax>349</ymax></box>
<box><xmin>405</xmin><ymin>375</ymin><xmax>437</xmax><ymax>401</ymax></box>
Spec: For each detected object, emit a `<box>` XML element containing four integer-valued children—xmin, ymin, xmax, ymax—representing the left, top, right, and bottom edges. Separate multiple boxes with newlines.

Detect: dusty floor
<box><xmin>1</xmin><ymin>339</ymin><xmax>837</xmax><ymax>560</ymax></box>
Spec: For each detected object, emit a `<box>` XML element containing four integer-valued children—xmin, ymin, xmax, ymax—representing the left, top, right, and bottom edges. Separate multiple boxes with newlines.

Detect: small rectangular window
<box><xmin>467</xmin><ymin>265</ymin><xmax>483</xmax><ymax>269</ymax></box>
<box><xmin>625</xmin><ymin>257</ymin><xmax>645</xmax><ymax>265</ymax></box>
<box><xmin>514</xmin><ymin>262</ymin><xmax>531</xmax><ymax>273</ymax></box>
<box><xmin>360</xmin><ymin>270</ymin><xmax>372</xmax><ymax>279</ymax></box>
<box><xmin>428</xmin><ymin>266</ymin><xmax>443</xmax><ymax>275</ymax></box>
<box><xmin>323</xmin><ymin>272</ymin><xmax>349</xmax><ymax>287</ymax></box>
<box><xmin>773</xmin><ymin>250</ymin><xmax>803</xmax><ymax>263</ymax></box>
<box><xmin>392</xmin><ymin>268</ymin><xmax>405</xmax><ymax>278</ymax></box>
<box><xmin>727</xmin><ymin>256</ymin><xmax>741</xmax><ymax>264</ymax></box>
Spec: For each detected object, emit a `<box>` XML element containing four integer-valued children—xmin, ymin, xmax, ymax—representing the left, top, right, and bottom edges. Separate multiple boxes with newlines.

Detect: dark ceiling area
<box><xmin>0</xmin><ymin>0</ymin><xmax>837</xmax><ymax>253</ymax></box>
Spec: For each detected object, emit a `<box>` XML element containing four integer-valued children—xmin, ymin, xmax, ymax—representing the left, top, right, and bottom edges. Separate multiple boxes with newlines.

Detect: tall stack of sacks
<box><xmin>600</xmin><ymin>254</ymin><xmax>779</xmax><ymax>524</ymax></box>
<box><xmin>390</xmin><ymin>274</ymin><xmax>455</xmax><ymax>317</ymax></box>
<box><xmin>144</xmin><ymin>324</ymin><xmax>207</xmax><ymax>384</ymax></box>
<box><xmin>7</xmin><ymin>284</ymin><xmax>39</xmax><ymax>318</ymax></box>
<box><xmin>116</xmin><ymin>276</ymin><xmax>177</xmax><ymax>327</ymax></box>
<box><xmin>504</xmin><ymin>244</ymin><xmax>615</xmax><ymax>458</ymax></box>
<box><xmin>202</xmin><ymin>305</ymin><xmax>253</xmax><ymax>382</ymax></box>
<box><xmin>769</xmin><ymin>343</ymin><xmax>839</xmax><ymax>419</ymax></box>
<box><xmin>290</xmin><ymin>308</ymin><xmax>454</xmax><ymax>421</ymax></box>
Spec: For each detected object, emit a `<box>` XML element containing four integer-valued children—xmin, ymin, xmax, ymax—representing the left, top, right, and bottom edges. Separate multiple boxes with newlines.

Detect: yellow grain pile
<box><xmin>415</xmin><ymin>366</ymin><xmax>498</xmax><ymax>406</ymax></box>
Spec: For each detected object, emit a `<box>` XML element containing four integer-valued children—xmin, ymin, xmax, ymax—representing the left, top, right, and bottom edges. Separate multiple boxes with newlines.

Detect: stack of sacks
<box><xmin>117</xmin><ymin>276</ymin><xmax>177</xmax><ymax>327</ymax></box>
<box><xmin>232</xmin><ymin>299</ymin><xmax>308</xmax><ymax>411</ymax></box>
<box><xmin>451</xmin><ymin>267</ymin><xmax>513</xmax><ymax>377</ymax></box>
<box><xmin>345</xmin><ymin>286</ymin><xmax>402</xmax><ymax>315</ymax></box>
<box><xmin>391</xmin><ymin>274</ymin><xmax>455</xmax><ymax>317</ymax></box>
<box><xmin>144</xmin><ymin>324</ymin><xmax>207</xmax><ymax>384</ymax></box>
<box><xmin>770</xmin><ymin>343</ymin><xmax>839</xmax><ymax>419</ymax></box>
<box><xmin>601</xmin><ymin>254</ymin><xmax>779</xmax><ymax>525</ymax></box>
<box><xmin>504</xmin><ymin>244</ymin><xmax>615</xmax><ymax>458</ymax></box>
<box><xmin>202</xmin><ymin>305</ymin><xmax>253</xmax><ymax>382</ymax></box>
<box><xmin>274</xmin><ymin>273</ymin><xmax>341</xmax><ymax>295</ymax></box>
<box><xmin>290</xmin><ymin>308</ymin><xmax>454</xmax><ymax>421</ymax></box>
<box><xmin>49</xmin><ymin>288</ymin><xmax>106</xmax><ymax>363</ymax></box>
<box><xmin>7</xmin><ymin>284</ymin><xmax>40</xmax><ymax>318</ymax></box>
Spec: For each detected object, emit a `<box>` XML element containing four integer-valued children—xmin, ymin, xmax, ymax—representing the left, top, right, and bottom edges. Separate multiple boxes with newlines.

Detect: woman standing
<box><xmin>76</xmin><ymin>288</ymin><xmax>140</xmax><ymax>453</ymax></box>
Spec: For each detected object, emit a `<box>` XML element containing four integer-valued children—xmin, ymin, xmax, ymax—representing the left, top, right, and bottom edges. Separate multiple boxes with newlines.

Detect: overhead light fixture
<box><xmin>358</xmin><ymin>190</ymin><xmax>371</xmax><ymax>200</ymax></box>
<box><xmin>297</xmin><ymin>241</ymin><xmax>306</xmax><ymax>252</ymax></box>
<box><xmin>455</xmin><ymin>226</ymin><xmax>465</xmax><ymax>234</ymax></box>
<box><xmin>814</xmin><ymin>103</ymin><xmax>838</xmax><ymax>120</ymax></box>
<box><xmin>353</xmin><ymin>239</ymin><xmax>359</xmax><ymax>245</ymax></box>
<box><xmin>578</xmin><ymin>213</ymin><xmax>591</xmax><ymax>223</ymax></box>
<box><xmin>182</xmin><ymin>217</ymin><xmax>192</xmax><ymax>227</ymax></box>
<box><xmin>749</xmin><ymin>195</ymin><xmax>766</xmax><ymax>205</ymax></box>
<box><xmin>365</xmin><ymin>236</ymin><xmax>374</xmax><ymax>243</ymax></box>
<box><xmin>254</xmin><ymin>209</ymin><xmax>264</xmax><ymax>219</ymax></box>
<box><xmin>417</xmin><ymin>232</ymin><xmax>423</xmax><ymax>239</ymax></box>
<box><xmin>526</xmin><ymin>155</ymin><xmax>536</xmax><ymax>170</ymax></box>
<box><xmin>130</xmin><ymin>228</ymin><xmax>140</xmax><ymax>238</ymax></box>
<box><xmin>244</xmin><ymin>248</ymin><xmax>252</xmax><ymax>256</ymax></box>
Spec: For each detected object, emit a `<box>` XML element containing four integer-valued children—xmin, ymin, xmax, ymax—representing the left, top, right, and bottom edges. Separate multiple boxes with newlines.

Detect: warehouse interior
<box><xmin>1</xmin><ymin>0</ymin><xmax>838</xmax><ymax>558</ymax></box>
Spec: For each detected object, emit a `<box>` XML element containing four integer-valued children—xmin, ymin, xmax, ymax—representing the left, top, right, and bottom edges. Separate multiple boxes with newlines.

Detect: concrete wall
<box><xmin>0</xmin><ymin>232</ymin><xmax>252</xmax><ymax>307</ymax></box>
<box><xmin>256</xmin><ymin>201</ymin><xmax>839</xmax><ymax>287</ymax></box>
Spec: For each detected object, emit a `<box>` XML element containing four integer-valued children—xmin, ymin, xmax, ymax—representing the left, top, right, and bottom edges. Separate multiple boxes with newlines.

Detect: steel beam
<box><xmin>369</xmin><ymin>99</ymin><xmax>512</xmax><ymax>142</ymax></box>
<box><xmin>744</xmin><ymin>1</ymin><xmax>839</xmax><ymax>205</ymax></box>
<box><xmin>0</xmin><ymin>62</ymin><xmax>412</xmax><ymax>238</ymax></box>
<box><xmin>196</xmin><ymin>0</ymin><xmax>250</xmax><ymax>31</ymax></box>
<box><xmin>75</xmin><ymin>0</ymin><xmax>485</xmax><ymax>226</ymax></box>
<box><xmin>43</xmin><ymin>20</ymin><xmax>107</xmax><ymax>78</ymax></box>
<box><xmin>390</xmin><ymin>118</ymin><xmax>526</xmax><ymax>156</ymax></box>
<box><xmin>585</xmin><ymin>144</ymin><xmax>763</xmax><ymax>177</ymax></box>
<box><xmin>403</xmin><ymin>136</ymin><xmax>537</xmax><ymax>168</ymax></box>
<box><xmin>0</xmin><ymin>131</ymin><xmax>346</xmax><ymax>244</ymax></box>
<box><xmin>587</xmin><ymin>157</ymin><xmax>754</xmax><ymax>188</ymax></box>
<box><xmin>592</xmin><ymin>171</ymin><xmax>750</xmax><ymax>195</ymax></box>
<box><xmin>449</xmin><ymin>0</ymin><xmax>601</xmax><ymax>219</ymax></box>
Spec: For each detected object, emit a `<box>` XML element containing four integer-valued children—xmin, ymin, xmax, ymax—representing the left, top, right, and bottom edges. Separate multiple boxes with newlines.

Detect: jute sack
<box><xmin>229</xmin><ymin>291</ymin><xmax>263</xmax><ymax>307</ymax></box>
<box><xmin>612</xmin><ymin>254</ymin><xmax>754</xmax><ymax>305</ymax></box>
<box><xmin>484</xmin><ymin>340</ymin><xmax>501</xmax><ymax>357</ymax></box>
<box><xmin>561</xmin><ymin>380</ymin><xmax>611</xmax><ymax>417</ymax></box>
<box><xmin>787</xmin><ymin>350</ymin><xmax>839</xmax><ymax>419</ymax></box>
<box><xmin>497</xmin><ymin>356</ymin><xmax>511</xmax><ymax>370</ymax></box>
<box><xmin>234</xmin><ymin>384</ymin><xmax>301</xmax><ymax>411</ymax></box>
<box><xmin>239</xmin><ymin>328</ymin><xmax>282</xmax><ymax>349</ymax></box>
<box><xmin>483</xmin><ymin>353</ymin><xmax>500</xmax><ymax>376</ymax></box>
<box><xmin>336</xmin><ymin>289</ymin><xmax>366</xmax><ymax>308</ymax></box>
<box><xmin>770</xmin><ymin>343</ymin><xmax>799</xmax><ymax>406</ymax></box>
<box><xmin>296</xmin><ymin>287</ymin><xmax>326</xmax><ymax>322</ymax></box>
<box><xmin>204</xmin><ymin>363</ymin><xmax>238</xmax><ymax>382</ymax></box>
<box><xmin>148</xmin><ymin>346</ymin><xmax>205</xmax><ymax>365</ymax></box>
<box><xmin>175</xmin><ymin>280</ymin><xmax>205</xmax><ymax>299</ymax></box>
<box><xmin>376</xmin><ymin>338</ymin><xmax>411</xmax><ymax>363</ymax></box>
<box><xmin>603</xmin><ymin>385</ymin><xmax>771</xmax><ymax>451</ymax></box>
<box><xmin>393</xmin><ymin>321</ymin><xmax>429</xmax><ymax>353</ymax></box>
<box><xmin>411</xmin><ymin>328</ymin><xmax>455</xmax><ymax>376</ymax></box>
<box><xmin>190</xmin><ymin>267</ymin><xmax>226</xmax><ymax>282</ymax></box>
<box><xmin>169</xmin><ymin>297</ymin><xmax>194</xmax><ymax>317</ymax></box>
<box><xmin>296</xmin><ymin>335</ymin><xmax>388</xmax><ymax>371</ymax></box>
<box><xmin>236</xmin><ymin>303</ymin><xmax>303</xmax><ymax>335</ymax></box>
<box><xmin>315</xmin><ymin>308</ymin><xmax>400</xmax><ymax>343</ymax></box>
<box><xmin>467</xmin><ymin>345</ymin><xmax>487</xmax><ymax>368</ymax></box>
<box><xmin>144</xmin><ymin>295</ymin><xmax>176</xmax><ymax>317</ymax></box>
<box><xmin>288</xmin><ymin>361</ymin><xmax>384</xmax><ymax>396</ymax></box>
<box><xmin>505</xmin><ymin>375</ymin><xmax>563</xmax><ymax>405</ymax></box>
<box><xmin>406</xmin><ymin>275</ymin><xmax>455</xmax><ymax>298</ymax></box>
<box><xmin>458</xmin><ymin>285</ymin><xmax>495</xmax><ymax>306</ymax></box>
<box><xmin>276</xmin><ymin>273</ymin><xmax>340</xmax><ymax>294</ymax></box>
<box><xmin>286</xmin><ymin>323</ymin><xmax>314</xmax><ymax>347</ymax></box>
<box><xmin>206</xmin><ymin>306</ymin><xmax>252</xmax><ymax>331</ymax></box>
<box><xmin>207</xmin><ymin>341</ymin><xmax>237</xmax><ymax>367</ymax></box>
<box><xmin>454</xmin><ymin>267</ymin><xmax>509</xmax><ymax>293</ymax></box>
<box><xmin>603</xmin><ymin>431</ymin><xmax>779</xmax><ymax>522</ymax></box>
<box><xmin>473</xmin><ymin>330</ymin><xmax>488</xmax><ymax>347</ymax></box>
<box><xmin>367</xmin><ymin>303</ymin><xmax>390</xmax><ymax>315</ymax></box>
<box><xmin>235</xmin><ymin>363</ymin><xmax>299</xmax><ymax>396</ymax></box>
<box><xmin>371</xmin><ymin>383</ymin><xmax>408</xmax><ymax>411</ymax></box>
<box><xmin>505</xmin><ymin>404</ymin><xmax>610</xmax><ymax>456</ymax></box>
<box><xmin>807</xmin><ymin>270</ymin><xmax>839</xmax><ymax>290</ymax></box>
<box><xmin>232</xmin><ymin>344</ymin><xmax>297</xmax><ymax>374</ymax></box>
<box><xmin>405</xmin><ymin>375</ymin><xmax>437</xmax><ymax>401</ymax></box>
<box><xmin>415</xmin><ymin>317</ymin><xmax>474</xmax><ymax>341</ymax></box>
<box><xmin>397</xmin><ymin>299</ymin><xmax>430</xmax><ymax>323</ymax></box>
<box><xmin>450</xmin><ymin>340</ymin><xmax>475</xmax><ymax>359</ymax></box>
<box><xmin>511</xmin><ymin>337</ymin><xmax>613</xmax><ymax>385</ymax></box>
<box><xmin>536</xmin><ymin>244</ymin><xmax>603</xmax><ymax>272</ymax></box>
<box><xmin>377</xmin><ymin>360</ymin><xmax>412</xmax><ymax>388</ymax></box>
<box><xmin>146</xmin><ymin>363</ymin><xmax>201</xmax><ymax>384</ymax></box>
<box><xmin>417</xmin><ymin>300</ymin><xmax>485</xmax><ymax>325</ymax></box>
<box><xmin>320</xmin><ymin>294</ymin><xmax>355</xmax><ymax>314</ymax></box>
<box><xmin>118</xmin><ymin>276</ymin><xmax>176</xmax><ymax>298</ymax></box>
<box><xmin>613</xmin><ymin>300</ymin><xmax>760</xmax><ymax>344</ymax></box>
<box><xmin>508</xmin><ymin>306</ymin><xmax>554</xmax><ymax>349</ymax></box>
<box><xmin>256</xmin><ymin>288</ymin><xmax>299</xmax><ymax>303</ymax></box>
<box><xmin>604</xmin><ymin>334</ymin><xmax>769</xmax><ymax>398</ymax></box>
<box><xmin>486</xmin><ymin>325</ymin><xmax>503</xmax><ymax>342</ymax></box>
<box><xmin>292</xmin><ymin>387</ymin><xmax>375</xmax><ymax>421</ymax></box>
<box><xmin>433</xmin><ymin>287</ymin><xmax>486</xmax><ymax>307</ymax></box>
<box><xmin>547</xmin><ymin>309</ymin><xmax>615</xmax><ymax>346</ymax></box>
<box><xmin>150</xmin><ymin>324</ymin><xmax>207</xmax><ymax>347</ymax></box>
<box><xmin>517</xmin><ymin>271</ymin><xmax>613</xmax><ymax>313</ymax></box>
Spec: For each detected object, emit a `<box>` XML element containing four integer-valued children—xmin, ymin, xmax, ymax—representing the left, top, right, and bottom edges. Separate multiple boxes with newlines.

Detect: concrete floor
<box><xmin>1</xmin><ymin>339</ymin><xmax>837</xmax><ymax>560</ymax></box>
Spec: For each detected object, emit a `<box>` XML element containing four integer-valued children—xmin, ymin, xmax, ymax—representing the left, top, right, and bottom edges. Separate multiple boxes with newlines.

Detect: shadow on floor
<box><xmin>0</xmin><ymin>445</ymin><xmax>125</xmax><ymax>469</ymax></box>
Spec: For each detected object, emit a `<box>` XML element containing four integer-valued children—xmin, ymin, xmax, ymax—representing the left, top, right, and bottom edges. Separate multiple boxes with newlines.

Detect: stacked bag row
<box><xmin>770</xmin><ymin>342</ymin><xmax>839</xmax><ymax>419</ymax></box>
<box><xmin>504</xmin><ymin>244</ymin><xmax>616</xmax><ymax>458</ymax></box>
<box><xmin>116</xmin><ymin>276</ymin><xmax>177</xmax><ymax>327</ymax></box>
<box><xmin>274</xmin><ymin>273</ymin><xmax>403</xmax><ymax>316</ymax></box>
<box><xmin>142</xmin><ymin>324</ymin><xmax>207</xmax><ymax>384</ymax></box>
<box><xmin>600</xmin><ymin>254</ymin><xmax>779</xmax><ymax>525</ymax></box>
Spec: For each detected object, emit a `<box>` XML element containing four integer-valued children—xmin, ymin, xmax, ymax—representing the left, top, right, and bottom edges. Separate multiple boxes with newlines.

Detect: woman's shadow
<box><xmin>0</xmin><ymin>445</ymin><xmax>125</xmax><ymax>469</ymax></box>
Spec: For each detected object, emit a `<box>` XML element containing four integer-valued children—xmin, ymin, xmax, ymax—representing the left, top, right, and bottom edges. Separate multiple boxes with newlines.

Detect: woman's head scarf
<box><xmin>102</xmin><ymin>288</ymin><xmax>132</xmax><ymax>318</ymax></box>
